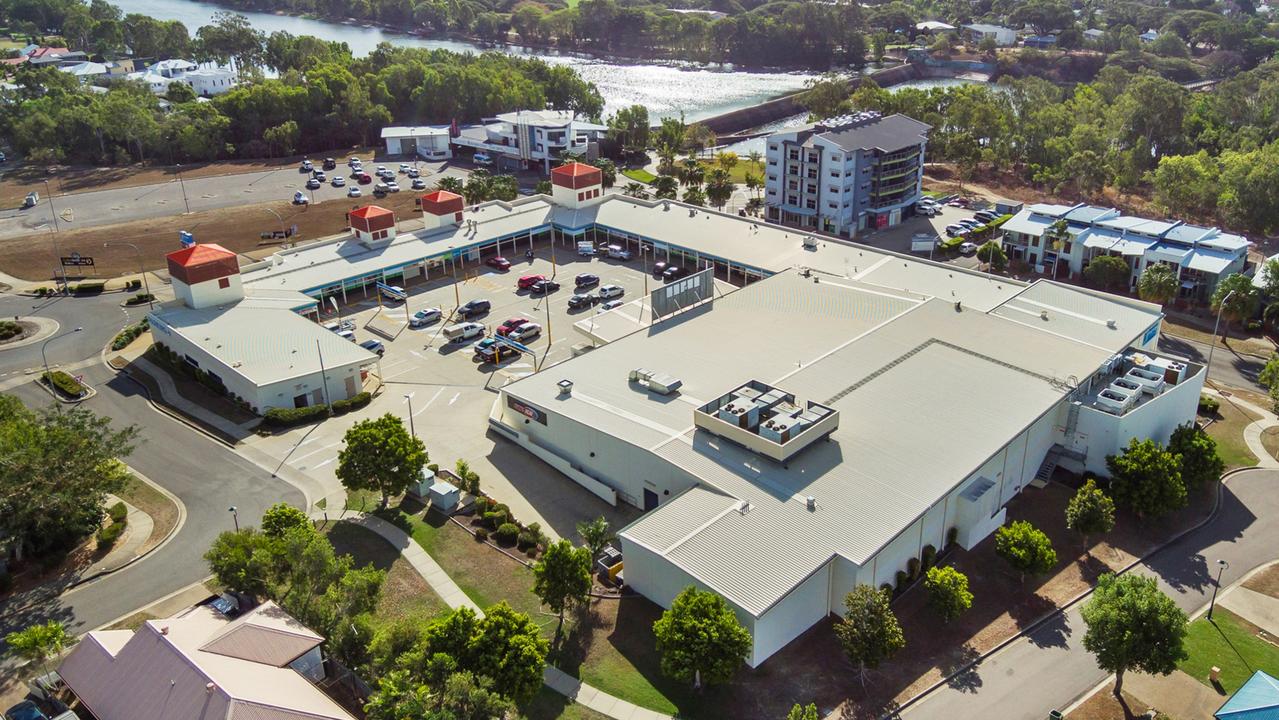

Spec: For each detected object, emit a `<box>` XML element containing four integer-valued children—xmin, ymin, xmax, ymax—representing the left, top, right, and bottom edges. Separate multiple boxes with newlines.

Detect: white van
<box><xmin>606</xmin><ymin>244</ymin><xmax>632</xmax><ymax>260</ymax></box>
<box><xmin>577</xmin><ymin>241</ymin><xmax>596</xmax><ymax>257</ymax></box>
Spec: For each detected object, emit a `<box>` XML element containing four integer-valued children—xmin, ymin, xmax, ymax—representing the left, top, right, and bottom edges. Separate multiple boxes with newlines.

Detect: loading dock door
<box><xmin>643</xmin><ymin>489</ymin><xmax>659</xmax><ymax>511</ymax></box>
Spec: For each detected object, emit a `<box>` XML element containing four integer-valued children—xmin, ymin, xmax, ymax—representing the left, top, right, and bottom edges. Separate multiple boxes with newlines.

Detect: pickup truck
<box><xmin>443</xmin><ymin>322</ymin><xmax>484</xmax><ymax>343</ymax></box>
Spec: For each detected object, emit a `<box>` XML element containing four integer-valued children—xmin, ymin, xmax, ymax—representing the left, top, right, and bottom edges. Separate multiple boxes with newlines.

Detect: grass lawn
<box><xmin>1202</xmin><ymin>398</ymin><xmax>1260</xmax><ymax>469</ymax></box>
<box><xmin>723</xmin><ymin>159</ymin><xmax>764</xmax><ymax>184</ymax></box>
<box><xmin>1178</xmin><ymin>608</ymin><xmax>1279</xmax><ymax>694</ymax></box>
<box><xmin>1261</xmin><ymin>426</ymin><xmax>1279</xmax><ymax>465</ymax></box>
<box><xmin>621</xmin><ymin>168</ymin><xmax>656</xmax><ymax>184</ymax></box>
<box><xmin>523</xmin><ymin>687</ymin><xmax>611</xmax><ymax>720</ymax></box>
<box><xmin>322</xmin><ymin>519</ymin><xmax>448</xmax><ymax>622</ymax></box>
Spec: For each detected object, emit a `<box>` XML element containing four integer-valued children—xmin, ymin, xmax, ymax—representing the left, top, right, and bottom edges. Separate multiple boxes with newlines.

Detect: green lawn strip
<box><xmin>1178</xmin><ymin>608</ymin><xmax>1279</xmax><ymax>693</ymax></box>
<box><xmin>323</xmin><ymin>519</ymin><xmax>448</xmax><ymax>622</ymax></box>
<box><xmin>1203</xmin><ymin>402</ymin><xmax>1259</xmax><ymax>470</ymax></box>
<box><xmin>621</xmin><ymin>168</ymin><xmax>656</xmax><ymax>184</ymax></box>
<box><xmin>523</xmin><ymin>687</ymin><xmax>610</xmax><ymax>720</ymax></box>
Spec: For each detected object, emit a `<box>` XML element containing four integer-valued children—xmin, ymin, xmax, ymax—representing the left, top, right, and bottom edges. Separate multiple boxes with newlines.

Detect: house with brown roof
<box><xmin>58</xmin><ymin>600</ymin><xmax>357</xmax><ymax>720</ymax></box>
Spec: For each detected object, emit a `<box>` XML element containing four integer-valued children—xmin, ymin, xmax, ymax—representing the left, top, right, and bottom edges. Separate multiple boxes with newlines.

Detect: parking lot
<box><xmin>242</xmin><ymin>245</ymin><xmax>728</xmax><ymax>537</ymax></box>
<box><xmin>854</xmin><ymin>202</ymin><xmax>992</xmax><ymax>270</ymax></box>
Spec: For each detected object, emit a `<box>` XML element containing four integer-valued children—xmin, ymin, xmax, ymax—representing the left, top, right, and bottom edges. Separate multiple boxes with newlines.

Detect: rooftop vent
<box><xmin>557</xmin><ymin>379</ymin><xmax>573</xmax><ymax>396</ymax></box>
<box><xmin>806</xmin><ymin>496</ymin><xmax>816</xmax><ymax>511</ymax></box>
<box><xmin>1040</xmin><ymin>310</ymin><xmax>1049</xmax><ymax>320</ymax></box>
<box><xmin>1106</xmin><ymin>319</ymin><xmax>1117</xmax><ymax>329</ymax></box>
<box><xmin>206</xmin><ymin>683</ymin><xmax>216</xmax><ymax>694</ymax></box>
<box><xmin>663</xmin><ymin>201</ymin><xmax>670</xmax><ymax>211</ymax></box>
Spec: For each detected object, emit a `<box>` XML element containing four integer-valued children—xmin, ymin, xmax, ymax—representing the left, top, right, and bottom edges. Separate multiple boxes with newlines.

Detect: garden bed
<box><xmin>0</xmin><ymin>319</ymin><xmax>35</xmax><ymax>346</ymax></box>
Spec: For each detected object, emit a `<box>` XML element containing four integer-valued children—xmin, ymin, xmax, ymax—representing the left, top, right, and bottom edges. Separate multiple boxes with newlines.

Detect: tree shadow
<box><xmin>940</xmin><ymin>644</ymin><xmax>982</xmax><ymax>693</ymax></box>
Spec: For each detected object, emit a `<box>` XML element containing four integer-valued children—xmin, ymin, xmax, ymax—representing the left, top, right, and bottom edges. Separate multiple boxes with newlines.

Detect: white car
<box><xmin>386</xmin><ymin>181</ymin><xmax>401</xmax><ymax>192</ymax></box>
<box><xmin>347</xmin><ymin>186</ymin><xmax>362</xmax><ymax>198</ymax></box>
<box><xmin>409</xmin><ymin>307</ymin><xmax>442</xmax><ymax>327</ymax></box>
<box><xmin>473</xmin><ymin>152</ymin><xmax>492</xmax><ymax>166</ymax></box>
<box><xmin>508</xmin><ymin>322</ymin><xmax>542</xmax><ymax>341</ymax></box>
<box><xmin>597</xmin><ymin>284</ymin><xmax>624</xmax><ymax>300</ymax></box>
<box><xmin>960</xmin><ymin>242</ymin><xmax>978</xmax><ymax>255</ymax></box>
<box><xmin>376</xmin><ymin>165</ymin><xmax>388</xmax><ymax>176</ymax></box>
<box><xmin>598</xmin><ymin>299</ymin><xmax>624</xmax><ymax>312</ymax></box>
<box><xmin>398</xmin><ymin>163</ymin><xmax>411</xmax><ymax>173</ymax></box>
<box><xmin>292</xmin><ymin>191</ymin><xmax>308</xmax><ymax>205</ymax></box>
<box><xmin>331</xmin><ymin>175</ymin><xmax>345</xmax><ymax>187</ymax></box>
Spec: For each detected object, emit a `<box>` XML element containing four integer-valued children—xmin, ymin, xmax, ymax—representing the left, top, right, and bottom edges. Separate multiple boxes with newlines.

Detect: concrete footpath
<box><xmin>320</xmin><ymin>510</ymin><xmax>674</xmax><ymax>720</ymax></box>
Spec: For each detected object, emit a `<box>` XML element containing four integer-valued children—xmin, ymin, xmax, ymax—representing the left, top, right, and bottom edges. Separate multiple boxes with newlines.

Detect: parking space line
<box><xmin>288</xmin><ymin>440</ymin><xmax>344</xmax><ymax>463</ymax></box>
<box><xmin>448</xmin><ymin>392</ymin><xmax>460</xmax><ymax>405</ymax></box>
<box><xmin>314</xmin><ymin>457</ymin><xmax>337</xmax><ymax>469</ymax></box>
<box><xmin>419</xmin><ymin>387</ymin><xmax>446</xmax><ymax>413</ymax></box>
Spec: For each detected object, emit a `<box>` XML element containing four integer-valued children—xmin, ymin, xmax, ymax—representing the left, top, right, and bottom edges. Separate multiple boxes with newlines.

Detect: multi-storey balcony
<box><xmin>871</xmin><ymin>177</ymin><xmax>919</xmax><ymax>197</ymax></box>
<box><xmin>873</xmin><ymin>163</ymin><xmax>920</xmax><ymax>185</ymax></box>
<box><xmin>875</xmin><ymin>147</ymin><xmax>922</xmax><ymax>166</ymax></box>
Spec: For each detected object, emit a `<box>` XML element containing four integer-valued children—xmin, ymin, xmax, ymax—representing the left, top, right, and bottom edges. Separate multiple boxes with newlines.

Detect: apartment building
<box><xmin>1001</xmin><ymin>203</ymin><xmax>1251</xmax><ymax>300</ymax></box>
<box><xmin>764</xmin><ymin>112</ymin><xmax>931</xmax><ymax>237</ymax></box>
<box><xmin>453</xmin><ymin>109</ymin><xmax>608</xmax><ymax>173</ymax></box>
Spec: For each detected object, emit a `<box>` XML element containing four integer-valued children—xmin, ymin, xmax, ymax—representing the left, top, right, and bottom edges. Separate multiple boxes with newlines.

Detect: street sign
<box><xmin>60</xmin><ymin>254</ymin><xmax>94</xmax><ymax>267</ymax></box>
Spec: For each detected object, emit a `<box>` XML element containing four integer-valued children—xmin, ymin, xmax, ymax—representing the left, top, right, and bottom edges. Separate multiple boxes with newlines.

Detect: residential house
<box><xmin>452</xmin><ymin>109</ymin><xmax>608</xmax><ymax>173</ymax></box>
<box><xmin>58</xmin><ymin>599</ymin><xmax>357</xmax><ymax>720</ymax></box>
<box><xmin>962</xmin><ymin>23</ymin><xmax>1018</xmax><ymax>46</ymax></box>
<box><xmin>1000</xmin><ymin>203</ymin><xmax>1251</xmax><ymax>300</ymax></box>
<box><xmin>764</xmin><ymin>112</ymin><xmax>931</xmax><ymax>236</ymax></box>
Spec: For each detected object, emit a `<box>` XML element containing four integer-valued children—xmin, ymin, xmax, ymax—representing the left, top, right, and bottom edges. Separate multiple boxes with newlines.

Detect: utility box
<box><xmin>428</xmin><ymin>480</ymin><xmax>461</xmax><ymax>512</ymax></box>
<box><xmin>596</xmin><ymin>545</ymin><xmax>622</xmax><ymax>575</ymax></box>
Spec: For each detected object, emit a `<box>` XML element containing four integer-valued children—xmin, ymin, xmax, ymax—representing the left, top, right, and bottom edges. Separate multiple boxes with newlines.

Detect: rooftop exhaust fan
<box><xmin>806</xmin><ymin>496</ymin><xmax>816</xmax><ymax>511</ymax></box>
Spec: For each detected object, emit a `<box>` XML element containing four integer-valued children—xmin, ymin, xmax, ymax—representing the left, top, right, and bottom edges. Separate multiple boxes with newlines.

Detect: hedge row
<box><xmin>43</xmin><ymin>370</ymin><xmax>85</xmax><ymax>399</ymax></box>
<box><xmin>111</xmin><ymin>318</ymin><xmax>149</xmax><ymax>351</ymax></box>
<box><xmin>70</xmin><ymin>282</ymin><xmax>105</xmax><ymax>295</ymax></box>
<box><xmin>331</xmin><ymin>391</ymin><xmax>372</xmax><ymax>415</ymax></box>
<box><xmin>263</xmin><ymin>404</ymin><xmax>330</xmax><ymax>428</ymax></box>
<box><xmin>124</xmin><ymin>293</ymin><xmax>155</xmax><ymax>306</ymax></box>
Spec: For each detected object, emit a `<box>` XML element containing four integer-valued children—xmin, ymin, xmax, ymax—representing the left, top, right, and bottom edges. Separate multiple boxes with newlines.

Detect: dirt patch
<box><xmin>922</xmin><ymin>165</ymin><xmax>1166</xmax><ymax>222</ymax></box>
<box><xmin>0</xmin><ymin>188</ymin><xmax>428</xmax><ymax>281</ymax></box>
<box><xmin>1244</xmin><ymin>564</ymin><xmax>1279</xmax><ymax>600</ymax></box>
<box><xmin>1067</xmin><ymin>689</ymin><xmax>1154</xmax><ymax>720</ymax></box>
<box><xmin>1262</xmin><ymin>427</ymin><xmax>1279</xmax><ymax>466</ymax></box>
<box><xmin>2</xmin><ymin>148</ymin><xmax>381</xmax><ymax>206</ymax></box>
<box><xmin>118</xmin><ymin>473</ymin><xmax>180</xmax><ymax>555</ymax></box>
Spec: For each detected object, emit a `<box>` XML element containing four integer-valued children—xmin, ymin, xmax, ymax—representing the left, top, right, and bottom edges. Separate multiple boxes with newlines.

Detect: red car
<box><xmin>486</xmin><ymin>256</ymin><xmax>511</xmax><ymax>271</ymax></box>
<box><xmin>356</xmin><ymin>173</ymin><xmax>373</xmax><ymax>185</ymax></box>
<box><xmin>517</xmin><ymin>274</ymin><xmax>546</xmax><ymax>290</ymax></box>
<box><xmin>496</xmin><ymin>317</ymin><xmax>529</xmax><ymax>336</ymax></box>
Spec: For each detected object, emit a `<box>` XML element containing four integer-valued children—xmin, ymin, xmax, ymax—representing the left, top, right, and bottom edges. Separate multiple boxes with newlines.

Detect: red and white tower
<box><xmin>420</xmin><ymin>190</ymin><xmax>465</xmax><ymax>231</ymax></box>
<box><xmin>166</xmin><ymin>243</ymin><xmax>242</xmax><ymax>309</ymax></box>
<box><xmin>551</xmin><ymin>162</ymin><xmax>604</xmax><ymax>210</ymax></box>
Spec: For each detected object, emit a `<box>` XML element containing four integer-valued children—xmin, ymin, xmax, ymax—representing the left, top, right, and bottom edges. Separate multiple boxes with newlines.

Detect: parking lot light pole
<box><xmin>104</xmin><ymin>241</ymin><xmax>153</xmax><ymax>309</ymax></box>
<box><xmin>403</xmin><ymin>392</ymin><xmax>416</xmax><ymax>439</ymax></box>
<box><xmin>228</xmin><ymin>506</ymin><xmax>239</xmax><ymax>532</ymax></box>
<box><xmin>448</xmin><ymin>246</ymin><xmax>461</xmax><ymax>311</ymax></box>
<box><xmin>1207</xmin><ymin>289</ymin><xmax>1235</xmax><ymax>385</ymax></box>
<box><xmin>175</xmin><ymin>164</ymin><xmax>192</xmax><ymax>214</ymax></box>
<box><xmin>1208</xmin><ymin>559</ymin><xmax>1230</xmax><ymax>620</ymax></box>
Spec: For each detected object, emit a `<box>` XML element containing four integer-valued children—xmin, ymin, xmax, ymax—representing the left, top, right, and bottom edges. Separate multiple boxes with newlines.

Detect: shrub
<box><xmin>111</xmin><ymin>319</ymin><xmax>149</xmax><ymax>351</ymax></box>
<box><xmin>1198</xmin><ymin>394</ymin><xmax>1220</xmax><ymax>415</ymax></box>
<box><xmin>0</xmin><ymin>320</ymin><xmax>21</xmax><ymax>340</ymax></box>
<box><xmin>125</xmin><ymin>279</ymin><xmax>141</xmax><ymax>290</ymax></box>
<box><xmin>482</xmin><ymin>510</ymin><xmax>507</xmax><ymax>529</ymax></box>
<box><xmin>517</xmin><ymin>522</ymin><xmax>546</xmax><ymax>551</ymax></box>
<box><xmin>70</xmin><ymin>282</ymin><xmax>105</xmax><ymax>295</ymax></box>
<box><xmin>526</xmin><ymin>547</ymin><xmax>538</xmax><ymax>558</ymax></box>
<box><xmin>1248</xmin><ymin>320</ymin><xmax>1262</xmax><ymax>332</ymax></box>
<box><xmin>43</xmin><ymin>370</ymin><xmax>84</xmax><ymax>398</ymax></box>
<box><xmin>427</xmin><ymin>463</ymin><xmax>439</xmax><ymax>474</ymax></box>
<box><xmin>921</xmin><ymin>544</ymin><xmax>937</xmax><ymax>570</ymax></box>
<box><xmin>40</xmin><ymin>550</ymin><xmax>68</xmax><ymax>573</ymax></box>
<box><xmin>907</xmin><ymin>557</ymin><xmax>920</xmax><ymax>580</ymax></box>
<box><xmin>124</xmin><ymin>293</ymin><xmax>155</xmax><ymax>306</ymax></box>
<box><xmin>880</xmin><ymin>583</ymin><xmax>894</xmax><ymax>597</ymax></box>
<box><xmin>895</xmin><ymin>570</ymin><xmax>908</xmax><ymax>591</ymax></box>
<box><xmin>474</xmin><ymin>527</ymin><xmax>489</xmax><ymax>542</ymax></box>
<box><xmin>262</xmin><ymin>404</ymin><xmax>330</xmax><ymax>428</ymax></box>
<box><xmin>495</xmin><ymin>522</ymin><xmax>520</xmax><ymax>545</ymax></box>
<box><xmin>96</xmin><ymin>521</ymin><xmax>125</xmax><ymax>547</ymax></box>
<box><xmin>330</xmin><ymin>392</ymin><xmax>372</xmax><ymax>415</ymax></box>
<box><xmin>108</xmin><ymin>501</ymin><xmax>127</xmax><ymax>524</ymax></box>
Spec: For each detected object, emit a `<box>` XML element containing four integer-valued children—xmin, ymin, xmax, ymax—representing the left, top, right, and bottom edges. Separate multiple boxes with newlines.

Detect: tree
<box><xmin>994</xmin><ymin>520</ymin><xmax>1058</xmax><ymax>583</ymax></box>
<box><xmin>1106</xmin><ymin>438</ymin><xmax>1186</xmax><ymax>518</ymax></box>
<box><xmin>1168</xmin><ymin>422</ymin><xmax>1224</xmax><ymax>492</ymax></box>
<box><xmin>923</xmin><ymin>566</ymin><xmax>972</xmax><ymax>623</ymax></box>
<box><xmin>532</xmin><ymin>539</ymin><xmax>592</xmax><ymax>632</ymax></box>
<box><xmin>622</xmin><ymin>181</ymin><xmax>649</xmax><ymax>199</ymax></box>
<box><xmin>453</xmin><ymin>459</ymin><xmax>480</xmax><ymax>495</ymax></box>
<box><xmin>576</xmin><ymin>516</ymin><xmax>614</xmax><ymax>561</ymax></box>
<box><xmin>1009</xmin><ymin>0</ymin><xmax>1075</xmax><ymax>36</ymax></box>
<box><xmin>800</xmin><ymin>74</ymin><xmax>852</xmax><ymax>119</ymax></box>
<box><xmin>1065</xmin><ymin>479</ymin><xmax>1116</xmax><ymax>548</ymax></box>
<box><xmin>834</xmin><ymin>585</ymin><xmax>905</xmax><ymax>682</ymax></box>
<box><xmin>1081</xmin><ymin>573</ymin><xmax>1188</xmax><ymax>696</ymax></box>
<box><xmin>204</xmin><ymin>527</ymin><xmax>275</xmax><ymax>596</ymax></box>
<box><xmin>682</xmin><ymin>186</ymin><xmax>707</xmax><ymax>206</ymax></box>
<box><xmin>1211</xmin><ymin>273</ymin><xmax>1261</xmax><ymax>336</ymax></box>
<box><xmin>336</xmin><ymin>414</ymin><xmax>427</xmax><ymax>509</ymax></box>
<box><xmin>5</xmin><ymin>621</ymin><xmax>67</xmax><ymax>674</ymax></box>
<box><xmin>165</xmin><ymin>81</ymin><xmax>197</xmax><ymax>103</ymax></box>
<box><xmin>787</xmin><ymin>704</ymin><xmax>820</xmax><ymax>720</ymax></box>
<box><xmin>1137</xmin><ymin>264</ymin><xmax>1178</xmax><ymax>306</ymax></box>
<box><xmin>594</xmin><ymin>158</ymin><xmax>617</xmax><ymax>189</ymax></box>
<box><xmin>608</xmin><ymin>104</ymin><xmax>650</xmax><ymax>155</ymax></box>
<box><xmin>263</xmin><ymin>120</ymin><xmax>299</xmax><ymax>157</ymax></box>
<box><xmin>652</xmin><ymin>174</ymin><xmax>679</xmax><ymax>200</ymax></box>
<box><xmin>0</xmin><ymin>397</ymin><xmax>138</xmax><ymax>560</ymax></box>
<box><xmin>436</xmin><ymin>176</ymin><xmax>465</xmax><ymax>194</ymax></box>
<box><xmin>1083</xmin><ymin>256</ymin><xmax>1131</xmax><ymax>292</ymax></box>
<box><xmin>705</xmin><ymin>167</ymin><xmax>733</xmax><ymax>209</ymax></box>
<box><xmin>976</xmin><ymin>241</ymin><xmax>1007</xmax><ymax>272</ymax></box>
<box><xmin>261</xmin><ymin>502</ymin><xmax>310</xmax><ymax>538</ymax></box>
<box><xmin>465</xmin><ymin>603</ymin><xmax>548</xmax><ymax>704</ymax></box>
<box><xmin>653</xmin><ymin>586</ymin><xmax>752</xmax><ymax>688</ymax></box>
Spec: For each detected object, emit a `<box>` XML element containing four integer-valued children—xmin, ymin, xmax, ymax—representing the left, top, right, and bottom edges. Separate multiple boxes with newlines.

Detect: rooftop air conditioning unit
<box><xmin>1040</xmin><ymin>310</ymin><xmax>1049</xmax><ymax>320</ymax></box>
<box><xmin>1106</xmin><ymin>319</ymin><xmax>1116</xmax><ymax>328</ymax></box>
<box><xmin>803</xmin><ymin>236</ymin><xmax>818</xmax><ymax>249</ymax></box>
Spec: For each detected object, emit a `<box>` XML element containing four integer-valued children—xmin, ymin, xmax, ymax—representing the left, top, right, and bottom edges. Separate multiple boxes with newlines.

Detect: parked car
<box><xmin>376</xmin><ymin>165</ymin><xmax>389</xmax><ymax>176</ymax></box>
<box><xmin>958</xmin><ymin>219</ymin><xmax>983</xmax><ymax>230</ymax></box>
<box><xmin>312</xmin><ymin>171</ymin><xmax>326</xmax><ymax>182</ymax></box>
<box><xmin>652</xmin><ymin>261</ymin><xmax>668</xmax><ymax>275</ymax></box>
<box><xmin>531</xmin><ymin>279</ymin><xmax>560</xmax><ymax>295</ymax></box>
<box><xmin>944</xmin><ymin>224</ymin><xmax>968</xmax><ymax>237</ymax></box>
<box><xmin>443</xmin><ymin>321</ymin><xmax>484</xmax><ymax>342</ymax></box>
<box><xmin>22</xmin><ymin>191</ymin><xmax>38</xmax><ymax>209</ymax></box>
<box><xmin>575</xmin><ymin>273</ymin><xmax>599</xmax><ymax>288</ymax></box>
<box><xmin>378</xmin><ymin>285</ymin><xmax>405</xmax><ymax>302</ymax></box>
<box><xmin>347</xmin><ymin>186</ymin><xmax>362</xmax><ymax>198</ymax></box>
<box><xmin>398</xmin><ymin>163</ymin><xmax>411</xmax><ymax>174</ymax></box>
<box><xmin>457</xmin><ymin>299</ymin><xmax>491</xmax><ymax>318</ymax></box>
<box><xmin>410</xmin><ymin>307</ymin><xmax>443</xmax><ymax>327</ymax></box>
<box><xmin>475</xmin><ymin>343</ymin><xmax>518</xmax><ymax>363</ymax></box>
<box><xmin>0</xmin><ymin>152</ymin><xmax>7</xmax><ymax>163</ymax></box>
<box><xmin>568</xmin><ymin>293</ymin><xmax>594</xmax><ymax>309</ymax></box>
<box><xmin>916</xmin><ymin>204</ymin><xmax>937</xmax><ymax>217</ymax></box>
<box><xmin>508</xmin><ymin>322</ymin><xmax>542</xmax><ymax>341</ymax></box>
<box><xmin>386</xmin><ymin>181</ymin><xmax>400</xmax><ymax>192</ymax></box>
<box><xmin>496</xmin><ymin>317</ymin><xmax>529</xmax><ymax>336</ymax></box>
<box><xmin>407</xmin><ymin>167</ymin><xmax>420</xmax><ymax>178</ymax></box>
<box><xmin>331</xmin><ymin>175</ymin><xmax>345</xmax><ymax>187</ymax></box>
<box><xmin>411</xmin><ymin>178</ymin><xmax>426</xmax><ymax>190</ymax></box>
<box><xmin>323</xmin><ymin>319</ymin><xmax>356</xmax><ymax>333</ymax></box>
<box><xmin>374</xmin><ymin>182</ymin><xmax>389</xmax><ymax>196</ymax></box>
<box><xmin>486</xmin><ymin>256</ymin><xmax>512</xmax><ymax>271</ymax></box>
<box><xmin>300</xmin><ymin>159</ymin><xmax>313</xmax><ymax>172</ymax></box>
<box><xmin>4</xmin><ymin>700</ymin><xmax>51</xmax><ymax>720</ymax></box>
<box><xmin>292</xmin><ymin>191</ymin><xmax>309</xmax><ymax>205</ymax></box>
<box><xmin>357</xmin><ymin>173</ymin><xmax>372</xmax><ymax>185</ymax></box>
<box><xmin>960</xmin><ymin>242</ymin><xmax>978</xmax><ymax>255</ymax></box>
<box><xmin>599</xmin><ymin>299</ymin><xmax>625</xmax><ymax>312</ymax></box>
<box><xmin>662</xmin><ymin>266</ymin><xmax>687</xmax><ymax>282</ymax></box>
<box><xmin>598</xmin><ymin>284</ymin><xmax>624</xmax><ymax>300</ymax></box>
<box><xmin>306</xmin><ymin>178</ymin><xmax>322</xmax><ymax>190</ymax></box>
<box><xmin>517</xmin><ymin>274</ymin><xmax>546</xmax><ymax>290</ymax></box>
<box><xmin>359</xmin><ymin>339</ymin><xmax>385</xmax><ymax>356</ymax></box>
<box><xmin>348</xmin><ymin>156</ymin><xmax>361</xmax><ymax>165</ymax></box>
<box><xmin>322</xmin><ymin>158</ymin><xmax>337</xmax><ymax>170</ymax></box>
<box><xmin>473</xmin><ymin>152</ymin><xmax>492</xmax><ymax>166</ymax></box>
<box><xmin>973</xmin><ymin>210</ymin><xmax>998</xmax><ymax>223</ymax></box>
<box><xmin>336</xmin><ymin>329</ymin><xmax>356</xmax><ymax>342</ymax></box>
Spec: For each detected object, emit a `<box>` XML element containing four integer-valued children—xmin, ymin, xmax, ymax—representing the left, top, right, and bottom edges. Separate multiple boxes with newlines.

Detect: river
<box><xmin>110</xmin><ymin>0</ymin><xmax>819</xmax><ymax>121</ymax></box>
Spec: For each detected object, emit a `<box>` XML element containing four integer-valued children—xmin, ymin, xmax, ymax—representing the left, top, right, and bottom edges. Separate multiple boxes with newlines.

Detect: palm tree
<box><xmin>682</xmin><ymin>186</ymin><xmax>706</xmax><ymax>206</ymax></box>
<box><xmin>1136</xmin><ymin>264</ymin><xmax>1178</xmax><ymax>306</ymax></box>
<box><xmin>435</xmin><ymin>176</ymin><xmax>464</xmax><ymax>194</ymax></box>
<box><xmin>463</xmin><ymin>169</ymin><xmax>492</xmax><ymax>204</ymax></box>
<box><xmin>623</xmin><ymin>181</ymin><xmax>650</xmax><ymax>199</ymax></box>
<box><xmin>489</xmin><ymin>174</ymin><xmax>519</xmax><ymax>201</ymax></box>
<box><xmin>705</xmin><ymin>168</ymin><xmax>733</xmax><ymax>209</ymax></box>
<box><xmin>678</xmin><ymin>156</ymin><xmax>703</xmax><ymax>187</ymax></box>
<box><xmin>595</xmin><ymin>158</ymin><xmax>617</xmax><ymax>188</ymax></box>
<box><xmin>744</xmin><ymin>172</ymin><xmax>763</xmax><ymax>199</ymax></box>
<box><xmin>652</xmin><ymin>174</ymin><xmax>679</xmax><ymax>200</ymax></box>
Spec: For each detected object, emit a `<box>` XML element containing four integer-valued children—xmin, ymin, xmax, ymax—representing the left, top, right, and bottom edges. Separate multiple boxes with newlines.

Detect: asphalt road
<box><xmin>0</xmin><ymin>291</ymin><xmax>304</xmax><ymax>638</ymax></box>
<box><xmin>901</xmin><ymin>467</ymin><xmax>1279</xmax><ymax>720</ymax></box>
<box><xmin>0</xmin><ymin>161</ymin><xmax>468</xmax><ymax>239</ymax></box>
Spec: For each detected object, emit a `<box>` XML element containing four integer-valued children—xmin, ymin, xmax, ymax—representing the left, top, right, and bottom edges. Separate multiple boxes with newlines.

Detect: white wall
<box><xmin>1074</xmin><ymin>367</ymin><xmax>1205</xmax><ymax>475</ymax></box>
<box><xmin>751</xmin><ymin>562</ymin><xmax>831</xmax><ymax>667</ymax></box>
<box><xmin>175</xmin><ymin>275</ymin><xmax>244</xmax><ymax>310</ymax></box>
<box><xmin>255</xmin><ymin>362</ymin><xmax>366</xmax><ymax>412</ymax></box>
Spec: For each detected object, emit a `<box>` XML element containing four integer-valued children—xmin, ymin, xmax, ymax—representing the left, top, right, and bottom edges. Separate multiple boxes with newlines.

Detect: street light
<box><xmin>1208</xmin><ymin>559</ymin><xmax>1230</xmax><ymax>620</ymax></box>
<box><xmin>403</xmin><ymin>392</ymin><xmax>416</xmax><ymax>439</ymax></box>
<box><xmin>175</xmin><ymin>163</ymin><xmax>191</xmax><ymax>214</ymax></box>
<box><xmin>1207</xmin><ymin>289</ymin><xmax>1236</xmax><ymax>385</ymax></box>
<box><xmin>43</xmin><ymin>175</ymin><xmax>68</xmax><ymax>293</ymax></box>
<box><xmin>41</xmin><ymin>326</ymin><xmax>82</xmax><ymax>381</ymax></box>
<box><xmin>104</xmin><ymin>241</ymin><xmax>154</xmax><ymax>309</ymax></box>
<box><xmin>228</xmin><ymin>506</ymin><xmax>239</xmax><ymax>532</ymax></box>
